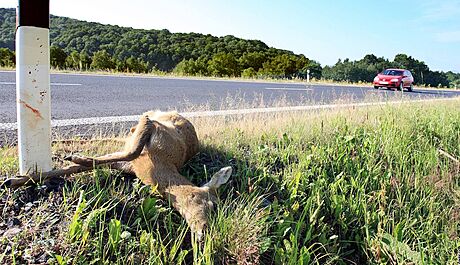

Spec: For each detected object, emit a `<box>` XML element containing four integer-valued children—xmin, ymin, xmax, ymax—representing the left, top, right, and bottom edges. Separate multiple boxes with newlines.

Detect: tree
<box><xmin>65</xmin><ymin>50</ymin><xmax>81</xmax><ymax>69</ymax></box>
<box><xmin>322</xmin><ymin>59</ymin><xmax>349</xmax><ymax>81</ymax></box>
<box><xmin>50</xmin><ymin>46</ymin><xmax>67</xmax><ymax>69</ymax></box>
<box><xmin>393</xmin><ymin>54</ymin><xmax>429</xmax><ymax>84</ymax></box>
<box><xmin>259</xmin><ymin>54</ymin><xmax>300</xmax><ymax>78</ymax></box>
<box><xmin>91</xmin><ymin>50</ymin><xmax>115</xmax><ymax>70</ymax></box>
<box><xmin>126</xmin><ymin>56</ymin><xmax>147</xmax><ymax>73</ymax></box>
<box><xmin>174</xmin><ymin>59</ymin><xmax>197</xmax><ymax>75</ymax></box>
<box><xmin>238</xmin><ymin>52</ymin><xmax>266</xmax><ymax>72</ymax></box>
<box><xmin>79</xmin><ymin>51</ymin><xmax>92</xmax><ymax>70</ymax></box>
<box><xmin>0</xmin><ymin>47</ymin><xmax>15</xmax><ymax>67</ymax></box>
<box><xmin>302</xmin><ymin>60</ymin><xmax>322</xmax><ymax>80</ymax></box>
<box><xmin>115</xmin><ymin>58</ymin><xmax>127</xmax><ymax>72</ymax></box>
<box><xmin>207</xmin><ymin>53</ymin><xmax>239</xmax><ymax>77</ymax></box>
<box><xmin>241</xmin><ymin>67</ymin><xmax>256</xmax><ymax>78</ymax></box>
<box><xmin>361</xmin><ymin>54</ymin><xmax>379</xmax><ymax>65</ymax></box>
<box><xmin>445</xmin><ymin>71</ymin><xmax>460</xmax><ymax>88</ymax></box>
<box><xmin>193</xmin><ymin>56</ymin><xmax>209</xmax><ymax>76</ymax></box>
<box><xmin>424</xmin><ymin>71</ymin><xmax>449</xmax><ymax>87</ymax></box>
<box><xmin>173</xmin><ymin>57</ymin><xmax>209</xmax><ymax>76</ymax></box>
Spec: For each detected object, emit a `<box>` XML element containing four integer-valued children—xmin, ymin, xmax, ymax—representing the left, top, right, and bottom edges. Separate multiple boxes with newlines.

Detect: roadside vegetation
<box><xmin>1</xmin><ymin>99</ymin><xmax>459</xmax><ymax>264</ymax></box>
<box><xmin>1</xmin><ymin>8</ymin><xmax>460</xmax><ymax>88</ymax></box>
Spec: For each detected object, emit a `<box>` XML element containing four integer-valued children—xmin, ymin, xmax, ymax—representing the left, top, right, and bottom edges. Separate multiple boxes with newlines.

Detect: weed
<box><xmin>0</xmin><ymin>99</ymin><xmax>459</xmax><ymax>264</ymax></box>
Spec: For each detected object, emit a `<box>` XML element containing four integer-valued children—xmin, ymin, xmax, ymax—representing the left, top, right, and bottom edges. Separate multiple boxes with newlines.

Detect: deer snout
<box><xmin>170</xmin><ymin>187</ymin><xmax>216</xmax><ymax>240</ymax></box>
<box><xmin>189</xmin><ymin>215</ymin><xmax>208</xmax><ymax>241</ymax></box>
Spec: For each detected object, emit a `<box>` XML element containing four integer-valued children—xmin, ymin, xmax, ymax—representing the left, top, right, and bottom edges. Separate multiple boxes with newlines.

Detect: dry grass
<box><xmin>0</xmin><ymin>98</ymin><xmax>459</xmax><ymax>264</ymax></box>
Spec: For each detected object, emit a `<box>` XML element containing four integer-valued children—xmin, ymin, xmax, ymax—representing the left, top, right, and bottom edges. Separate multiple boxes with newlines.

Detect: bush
<box><xmin>91</xmin><ymin>50</ymin><xmax>115</xmax><ymax>70</ymax></box>
<box><xmin>241</xmin><ymin>67</ymin><xmax>256</xmax><ymax>78</ymax></box>
<box><xmin>0</xmin><ymin>47</ymin><xmax>14</xmax><ymax>67</ymax></box>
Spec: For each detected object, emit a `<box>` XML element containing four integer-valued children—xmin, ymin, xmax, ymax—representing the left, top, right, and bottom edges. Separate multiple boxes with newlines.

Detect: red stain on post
<box><xmin>19</xmin><ymin>100</ymin><xmax>43</xmax><ymax>119</ymax></box>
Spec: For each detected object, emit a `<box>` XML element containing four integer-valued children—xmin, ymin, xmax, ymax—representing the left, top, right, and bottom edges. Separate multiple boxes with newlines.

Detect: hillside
<box><xmin>0</xmin><ymin>8</ymin><xmax>308</xmax><ymax>72</ymax></box>
<box><xmin>1</xmin><ymin>8</ymin><xmax>459</xmax><ymax>87</ymax></box>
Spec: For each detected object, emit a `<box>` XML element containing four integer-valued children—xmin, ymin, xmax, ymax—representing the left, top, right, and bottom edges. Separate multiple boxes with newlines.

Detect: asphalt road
<box><xmin>1</xmin><ymin>70</ymin><xmax>459</xmax><ymax>124</ymax></box>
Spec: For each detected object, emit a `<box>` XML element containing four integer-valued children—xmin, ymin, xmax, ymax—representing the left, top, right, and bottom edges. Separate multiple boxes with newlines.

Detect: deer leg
<box><xmin>3</xmin><ymin>164</ymin><xmax>92</xmax><ymax>188</ymax></box>
<box><xmin>108</xmin><ymin>161</ymin><xmax>135</xmax><ymax>175</ymax></box>
<box><xmin>3</xmin><ymin>161</ymin><xmax>135</xmax><ymax>189</ymax></box>
<box><xmin>66</xmin><ymin>115</ymin><xmax>155</xmax><ymax>167</ymax></box>
<box><xmin>3</xmin><ymin>116</ymin><xmax>150</xmax><ymax>189</ymax></box>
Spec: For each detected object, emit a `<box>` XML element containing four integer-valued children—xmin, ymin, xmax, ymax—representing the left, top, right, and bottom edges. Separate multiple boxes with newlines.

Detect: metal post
<box><xmin>16</xmin><ymin>0</ymin><xmax>52</xmax><ymax>174</ymax></box>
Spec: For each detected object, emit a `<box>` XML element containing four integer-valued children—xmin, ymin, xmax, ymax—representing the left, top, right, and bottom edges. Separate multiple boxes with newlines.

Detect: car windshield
<box><xmin>382</xmin><ymin>70</ymin><xmax>404</xmax><ymax>76</ymax></box>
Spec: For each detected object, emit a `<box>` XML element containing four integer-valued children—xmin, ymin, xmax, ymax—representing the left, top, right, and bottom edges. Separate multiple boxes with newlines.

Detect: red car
<box><xmin>373</xmin><ymin>69</ymin><xmax>414</xmax><ymax>91</ymax></box>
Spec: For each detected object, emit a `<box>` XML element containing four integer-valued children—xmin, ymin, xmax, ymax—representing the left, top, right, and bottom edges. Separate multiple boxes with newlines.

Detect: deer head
<box><xmin>166</xmin><ymin>166</ymin><xmax>232</xmax><ymax>240</ymax></box>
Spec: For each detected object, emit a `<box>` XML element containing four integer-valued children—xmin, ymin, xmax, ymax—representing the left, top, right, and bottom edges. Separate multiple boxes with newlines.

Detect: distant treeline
<box><xmin>1</xmin><ymin>8</ymin><xmax>459</xmax><ymax>87</ymax></box>
<box><xmin>322</xmin><ymin>54</ymin><xmax>460</xmax><ymax>88</ymax></box>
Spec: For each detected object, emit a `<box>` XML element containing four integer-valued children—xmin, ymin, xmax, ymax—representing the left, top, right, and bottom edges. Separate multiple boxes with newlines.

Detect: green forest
<box><xmin>1</xmin><ymin>8</ymin><xmax>459</xmax><ymax>87</ymax></box>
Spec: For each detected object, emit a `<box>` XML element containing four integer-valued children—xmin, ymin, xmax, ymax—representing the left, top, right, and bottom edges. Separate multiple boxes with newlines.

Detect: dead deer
<box><xmin>5</xmin><ymin>111</ymin><xmax>232</xmax><ymax>239</ymax></box>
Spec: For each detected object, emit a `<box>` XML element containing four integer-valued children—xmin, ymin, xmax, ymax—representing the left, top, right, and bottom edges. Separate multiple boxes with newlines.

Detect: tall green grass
<box><xmin>0</xmin><ymin>100</ymin><xmax>459</xmax><ymax>264</ymax></box>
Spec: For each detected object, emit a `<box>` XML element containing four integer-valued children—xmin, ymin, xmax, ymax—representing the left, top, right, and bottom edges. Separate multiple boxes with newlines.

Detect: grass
<box><xmin>0</xmin><ymin>99</ymin><xmax>459</xmax><ymax>264</ymax></box>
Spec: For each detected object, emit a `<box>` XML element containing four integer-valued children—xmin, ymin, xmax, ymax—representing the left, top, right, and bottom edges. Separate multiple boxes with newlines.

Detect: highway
<box><xmin>1</xmin><ymin>71</ymin><xmax>459</xmax><ymax>124</ymax></box>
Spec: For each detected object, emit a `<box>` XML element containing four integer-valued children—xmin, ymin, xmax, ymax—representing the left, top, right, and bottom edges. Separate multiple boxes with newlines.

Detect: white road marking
<box><xmin>0</xmin><ymin>81</ymin><xmax>82</xmax><ymax>86</ymax></box>
<box><xmin>51</xmin><ymin>83</ymin><xmax>82</xmax><ymax>86</ymax></box>
<box><xmin>265</xmin><ymin>87</ymin><xmax>312</xmax><ymax>91</ymax></box>
<box><xmin>0</xmin><ymin>97</ymin><xmax>458</xmax><ymax>131</ymax></box>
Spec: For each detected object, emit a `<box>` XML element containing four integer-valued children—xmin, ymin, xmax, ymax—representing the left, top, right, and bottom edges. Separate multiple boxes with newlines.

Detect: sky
<box><xmin>2</xmin><ymin>0</ymin><xmax>460</xmax><ymax>72</ymax></box>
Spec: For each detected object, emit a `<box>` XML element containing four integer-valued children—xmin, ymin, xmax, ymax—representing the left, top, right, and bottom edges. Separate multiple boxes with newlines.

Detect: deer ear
<box><xmin>202</xmin><ymin>166</ymin><xmax>232</xmax><ymax>190</ymax></box>
<box><xmin>130</xmin><ymin>126</ymin><xmax>136</xmax><ymax>134</ymax></box>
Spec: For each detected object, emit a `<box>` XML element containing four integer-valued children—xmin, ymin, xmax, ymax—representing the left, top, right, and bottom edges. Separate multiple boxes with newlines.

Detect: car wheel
<box><xmin>399</xmin><ymin>82</ymin><xmax>404</xmax><ymax>91</ymax></box>
<box><xmin>374</xmin><ymin>86</ymin><xmax>379</xmax><ymax>89</ymax></box>
<box><xmin>408</xmin><ymin>83</ymin><xmax>413</xmax><ymax>92</ymax></box>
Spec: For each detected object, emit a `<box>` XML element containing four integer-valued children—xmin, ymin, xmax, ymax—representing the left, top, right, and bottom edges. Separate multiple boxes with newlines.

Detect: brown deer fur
<box><xmin>5</xmin><ymin>111</ymin><xmax>232</xmax><ymax>239</ymax></box>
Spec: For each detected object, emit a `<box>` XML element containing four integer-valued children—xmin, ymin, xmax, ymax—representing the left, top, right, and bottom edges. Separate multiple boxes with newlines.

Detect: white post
<box><xmin>16</xmin><ymin>0</ymin><xmax>52</xmax><ymax>174</ymax></box>
<box><xmin>307</xmin><ymin>69</ymin><xmax>310</xmax><ymax>83</ymax></box>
